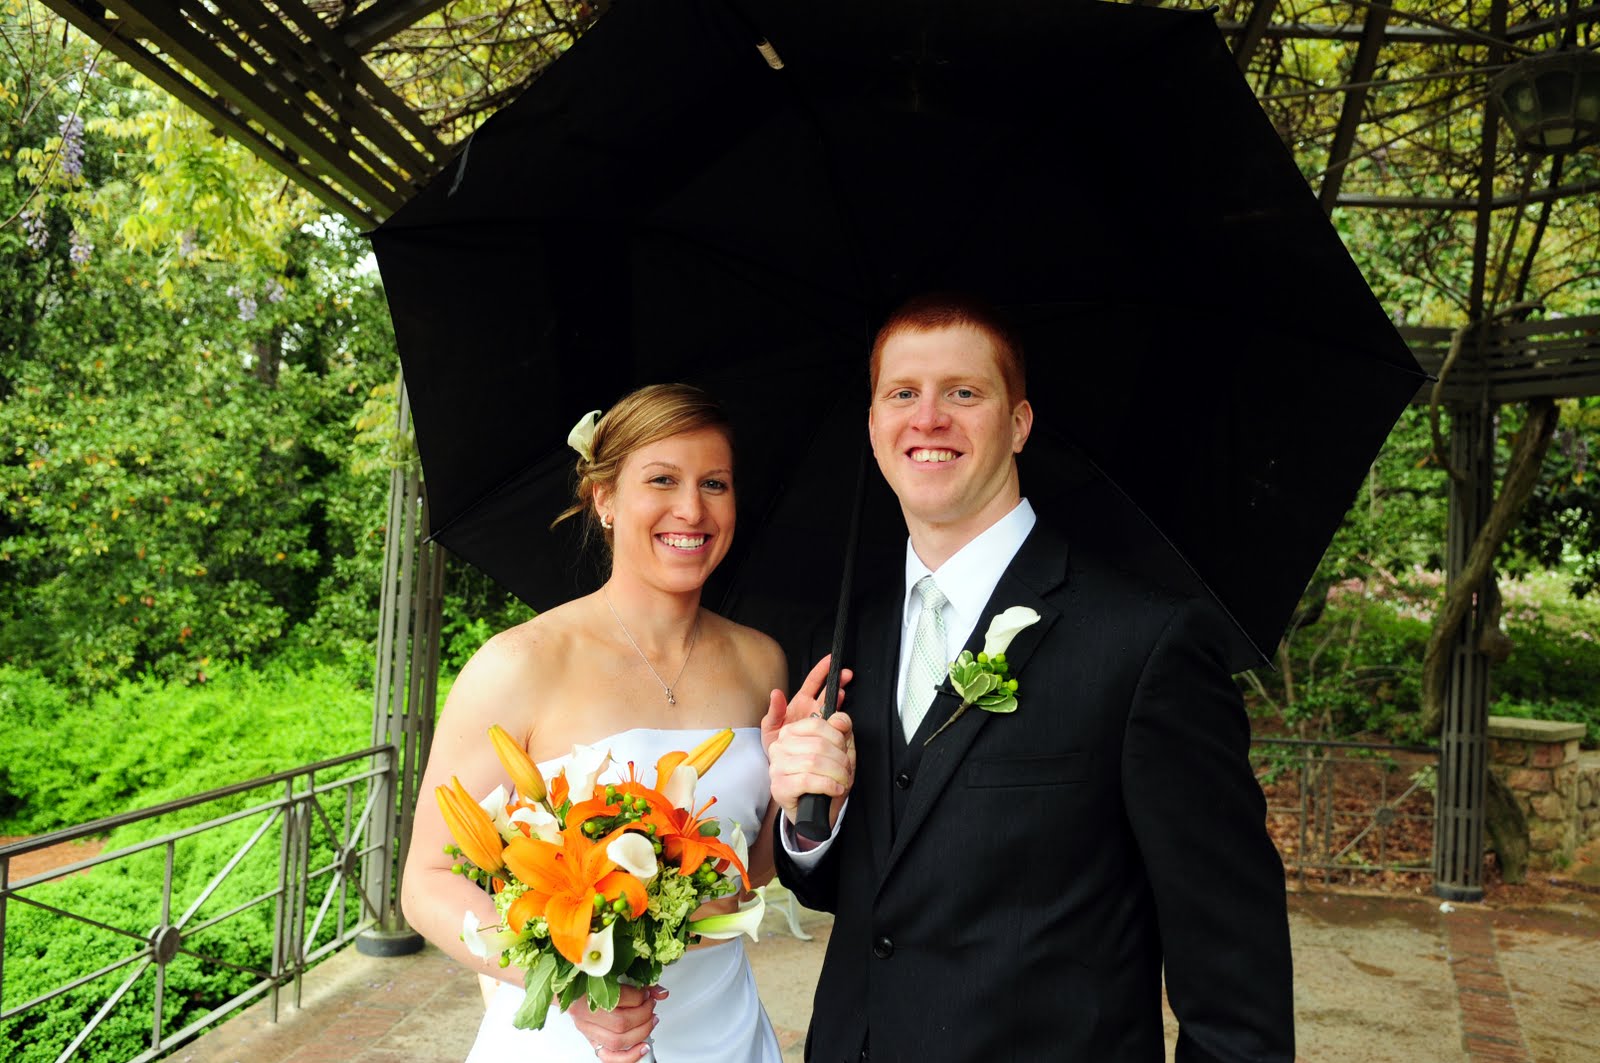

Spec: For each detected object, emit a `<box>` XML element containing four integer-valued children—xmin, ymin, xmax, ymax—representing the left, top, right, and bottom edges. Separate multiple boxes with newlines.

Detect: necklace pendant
<box><xmin>665</xmin><ymin>689</ymin><xmax>676</xmax><ymax>706</ymax></box>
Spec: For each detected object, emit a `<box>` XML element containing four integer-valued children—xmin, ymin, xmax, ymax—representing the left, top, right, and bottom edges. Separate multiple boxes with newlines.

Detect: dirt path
<box><xmin>0</xmin><ymin>834</ymin><xmax>105</xmax><ymax>880</ymax></box>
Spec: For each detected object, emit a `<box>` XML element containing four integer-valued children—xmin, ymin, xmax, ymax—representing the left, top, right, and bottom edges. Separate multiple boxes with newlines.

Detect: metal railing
<box><xmin>0</xmin><ymin>744</ymin><xmax>396</xmax><ymax>1062</ymax></box>
<box><xmin>1251</xmin><ymin>737</ymin><xmax>1440</xmax><ymax>885</ymax></box>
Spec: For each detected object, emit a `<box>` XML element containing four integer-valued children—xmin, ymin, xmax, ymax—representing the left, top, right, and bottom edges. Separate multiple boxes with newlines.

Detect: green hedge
<box><xmin>0</xmin><ymin>662</ymin><xmax>375</xmax><ymax>1061</ymax></box>
<box><xmin>0</xmin><ymin>661</ymin><xmax>370</xmax><ymax>834</ymax></box>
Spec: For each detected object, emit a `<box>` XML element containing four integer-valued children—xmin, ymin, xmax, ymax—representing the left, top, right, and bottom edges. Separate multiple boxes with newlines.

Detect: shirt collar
<box><xmin>901</xmin><ymin>498</ymin><xmax>1037</xmax><ymax>632</ymax></box>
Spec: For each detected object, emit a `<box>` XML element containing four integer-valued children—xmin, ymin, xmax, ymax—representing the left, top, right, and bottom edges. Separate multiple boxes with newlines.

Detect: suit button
<box><xmin>872</xmin><ymin>936</ymin><xmax>894</xmax><ymax>959</ymax></box>
<box><xmin>894</xmin><ymin>772</ymin><xmax>912</xmax><ymax>790</ymax></box>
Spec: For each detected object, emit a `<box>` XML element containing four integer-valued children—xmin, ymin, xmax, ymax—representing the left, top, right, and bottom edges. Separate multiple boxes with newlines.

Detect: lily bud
<box><xmin>488</xmin><ymin>724</ymin><xmax>547</xmax><ymax>802</ymax></box>
<box><xmin>435</xmin><ymin>778</ymin><xmax>506</xmax><ymax>874</ymax></box>
<box><xmin>654</xmin><ymin>749</ymin><xmax>688</xmax><ymax>789</ymax></box>
<box><xmin>685</xmin><ymin>728</ymin><xmax>736</xmax><ymax>776</ymax></box>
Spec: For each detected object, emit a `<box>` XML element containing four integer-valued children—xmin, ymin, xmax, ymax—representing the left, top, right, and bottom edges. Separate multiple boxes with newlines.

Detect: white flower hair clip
<box><xmin>567</xmin><ymin>409</ymin><xmax>602</xmax><ymax>463</ymax></box>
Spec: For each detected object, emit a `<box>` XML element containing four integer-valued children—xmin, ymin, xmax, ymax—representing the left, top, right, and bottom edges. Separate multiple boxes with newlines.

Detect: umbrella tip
<box><xmin>756</xmin><ymin>39</ymin><xmax>784</xmax><ymax>71</ymax></box>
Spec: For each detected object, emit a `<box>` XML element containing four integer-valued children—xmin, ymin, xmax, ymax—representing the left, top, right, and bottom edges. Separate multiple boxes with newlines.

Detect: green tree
<box><xmin>1</xmin><ymin>8</ymin><xmax>397</xmax><ymax>684</ymax></box>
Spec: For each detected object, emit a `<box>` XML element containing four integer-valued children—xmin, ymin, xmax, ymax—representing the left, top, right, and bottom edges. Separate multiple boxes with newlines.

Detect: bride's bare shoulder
<box><xmin>705</xmin><ymin>612</ymin><xmax>786</xmax><ymax>691</ymax></box>
<box><xmin>452</xmin><ymin>600</ymin><xmax>598</xmax><ymax>695</ymax></box>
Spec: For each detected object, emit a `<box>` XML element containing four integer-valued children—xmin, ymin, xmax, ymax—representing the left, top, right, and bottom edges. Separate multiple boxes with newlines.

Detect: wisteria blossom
<box><xmin>226</xmin><ymin>284</ymin><xmax>258</xmax><ymax>322</ymax></box>
<box><xmin>20</xmin><ymin>209</ymin><xmax>48</xmax><ymax>252</ymax></box>
<box><xmin>58</xmin><ymin>114</ymin><xmax>85</xmax><ymax>179</ymax></box>
<box><xmin>68</xmin><ymin>229</ymin><xmax>92</xmax><ymax>266</ymax></box>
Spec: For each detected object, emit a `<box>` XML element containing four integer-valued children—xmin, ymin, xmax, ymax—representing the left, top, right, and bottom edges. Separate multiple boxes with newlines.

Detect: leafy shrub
<box><xmin>1246</xmin><ymin>595</ymin><xmax>1432</xmax><ymax>743</ymax></box>
<box><xmin>0</xmin><ymin>661</ymin><xmax>371</xmax><ymax>834</ymax></box>
<box><xmin>1492</xmin><ymin>696</ymin><xmax>1600</xmax><ymax>746</ymax></box>
<box><xmin>0</xmin><ymin>660</ymin><xmax>377</xmax><ymax>1060</ymax></box>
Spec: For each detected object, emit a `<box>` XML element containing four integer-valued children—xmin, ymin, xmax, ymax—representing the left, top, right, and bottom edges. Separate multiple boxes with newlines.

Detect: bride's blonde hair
<box><xmin>553</xmin><ymin>383</ymin><xmax>733</xmax><ymax>552</ymax></box>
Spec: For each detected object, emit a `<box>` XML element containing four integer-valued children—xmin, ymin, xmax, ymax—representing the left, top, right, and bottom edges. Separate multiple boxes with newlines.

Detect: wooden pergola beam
<box><xmin>1232</xmin><ymin>0</ymin><xmax>1279</xmax><ymax>72</ymax></box>
<box><xmin>1318</xmin><ymin>4</ymin><xmax>1390</xmax><ymax>214</ymax></box>
<box><xmin>1218</xmin><ymin>7</ymin><xmax>1599</xmax><ymax>45</ymax></box>
<box><xmin>96</xmin><ymin>0</ymin><xmax>409</xmax><ymax>213</ymax></box>
<box><xmin>1337</xmin><ymin>175</ymin><xmax>1600</xmax><ymax>210</ymax></box>
<box><xmin>340</xmin><ymin>0</ymin><xmax>456</xmax><ymax>53</ymax></box>
<box><xmin>40</xmin><ymin>0</ymin><xmax>380</xmax><ymax>223</ymax></box>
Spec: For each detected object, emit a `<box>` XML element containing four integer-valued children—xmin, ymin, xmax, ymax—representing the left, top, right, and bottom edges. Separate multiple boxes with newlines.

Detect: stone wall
<box><xmin>1578</xmin><ymin>750</ymin><xmax>1600</xmax><ymax>846</ymax></box>
<box><xmin>1486</xmin><ymin>715</ymin><xmax>1596</xmax><ymax>871</ymax></box>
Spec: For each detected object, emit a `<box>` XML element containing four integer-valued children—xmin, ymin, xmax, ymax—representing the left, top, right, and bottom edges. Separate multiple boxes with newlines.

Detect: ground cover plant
<box><xmin>0</xmin><ymin>661</ymin><xmax>373</xmax><ymax>1062</ymax></box>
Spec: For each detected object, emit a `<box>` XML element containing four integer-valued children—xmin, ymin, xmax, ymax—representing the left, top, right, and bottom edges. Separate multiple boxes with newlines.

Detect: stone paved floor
<box><xmin>170</xmin><ymin>891</ymin><xmax>1600</xmax><ymax>1063</ymax></box>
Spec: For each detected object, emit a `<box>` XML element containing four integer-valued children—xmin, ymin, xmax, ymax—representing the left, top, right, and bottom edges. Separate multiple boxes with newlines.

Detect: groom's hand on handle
<box><xmin>567</xmin><ymin>984</ymin><xmax>665</xmax><ymax>1062</ymax></box>
<box><xmin>765</xmin><ymin>655</ymin><xmax>856</xmax><ymax>838</ymax></box>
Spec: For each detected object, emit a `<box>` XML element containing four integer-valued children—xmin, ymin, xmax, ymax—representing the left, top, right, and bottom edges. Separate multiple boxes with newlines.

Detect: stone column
<box><xmin>1486</xmin><ymin>716</ymin><xmax>1585</xmax><ymax>870</ymax></box>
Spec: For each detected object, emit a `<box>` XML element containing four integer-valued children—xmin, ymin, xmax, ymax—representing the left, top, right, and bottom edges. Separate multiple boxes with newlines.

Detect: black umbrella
<box><xmin>371</xmin><ymin>0</ymin><xmax>1426</xmax><ymax>680</ymax></box>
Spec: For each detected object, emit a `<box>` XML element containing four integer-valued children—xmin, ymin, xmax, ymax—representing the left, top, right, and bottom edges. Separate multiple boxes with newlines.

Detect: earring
<box><xmin>601</xmin><ymin>515</ymin><xmax>613</xmax><ymax>530</ymax></box>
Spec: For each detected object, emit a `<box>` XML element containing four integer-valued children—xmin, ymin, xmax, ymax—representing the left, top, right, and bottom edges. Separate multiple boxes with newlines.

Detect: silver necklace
<box><xmin>603</xmin><ymin>590</ymin><xmax>699</xmax><ymax>705</ymax></box>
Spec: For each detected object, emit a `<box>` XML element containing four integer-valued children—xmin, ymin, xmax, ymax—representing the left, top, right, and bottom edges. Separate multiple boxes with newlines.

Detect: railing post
<box><xmin>1433</xmin><ymin>401</ymin><xmax>1495</xmax><ymax>901</ymax></box>
<box><xmin>359</xmin><ymin>374</ymin><xmax>443</xmax><ymax>956</ymax></box>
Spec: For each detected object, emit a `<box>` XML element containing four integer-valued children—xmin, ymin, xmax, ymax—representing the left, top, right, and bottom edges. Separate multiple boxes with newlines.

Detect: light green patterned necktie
<box><xmin>901</xmin><ymin>576</ymin><xmax>950</xmax><ymax>741</ymax></box>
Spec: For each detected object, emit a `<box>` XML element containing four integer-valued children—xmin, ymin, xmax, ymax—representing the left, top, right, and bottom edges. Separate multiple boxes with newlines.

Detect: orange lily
<box><xmin>653</xmin><ymin>728</ymin><xmax>736</xmax><ymax>791</ymax></box>
<box><xmin>435</xmin><ymin>777</ymin><xmax>506</xmax><ymax>874</ymax></box>
<box><xmin>685</xmin><ymin>728</ymin><xmax>736</xmax><ymax>775</ymax></box>
<box><xmin>565</xmin><ymin>791</ymin><xmax>622</xmax><ymax>828</ymax></box>
<box><xmin>548</xmin><ymin>769</ymin><xmax>570</xmax><ymax>810</ymax></box>
<box><xmin>488</xmin><ymin>724</ymin><xmax>547</xmax><ymax>803</ymax></box>
<box><xmin>502</xmin><ymin>826</ymin><xmax>649</xmax><ymax>964</ymax></box>
<box><xmin>645</xmin><ymin>796</ymin><xmax>749</xmax><ymax>889</ymax></box>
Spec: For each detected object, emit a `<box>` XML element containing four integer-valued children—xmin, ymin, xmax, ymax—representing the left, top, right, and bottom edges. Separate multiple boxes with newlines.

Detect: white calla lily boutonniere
<box><xmin>925</xmin><ymin>606</ymin><xmax>1041</xmax><ymax>744</ymax></box>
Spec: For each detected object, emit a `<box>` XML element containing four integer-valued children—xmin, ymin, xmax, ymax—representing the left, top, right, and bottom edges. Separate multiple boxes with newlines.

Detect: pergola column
<box><xmin>1433</xmin><ymin>401</ymin><xmax>1495</xmax><ymax>901</ymax></box>
<box><xmin>358</xmin><ymin>376</ymin><xmax>444</xmax><ymax>954</ymax></box>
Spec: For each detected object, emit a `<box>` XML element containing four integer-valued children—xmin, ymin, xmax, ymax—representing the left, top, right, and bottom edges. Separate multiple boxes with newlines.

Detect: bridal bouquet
<box><xmin>435</xmin><ymin>727</ymin><xmax>765</xmax><ymax>1029</ymax></box>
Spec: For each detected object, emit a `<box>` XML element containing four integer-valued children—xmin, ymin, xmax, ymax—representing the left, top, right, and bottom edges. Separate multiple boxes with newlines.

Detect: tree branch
<box><xmin>1419</xmin><ymin>397</ymin><xmax>1560</xmax><ymax>734</ymax></box>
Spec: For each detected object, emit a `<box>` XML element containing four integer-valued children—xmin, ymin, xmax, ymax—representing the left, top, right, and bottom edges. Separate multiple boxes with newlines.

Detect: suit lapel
<box><xmin>879</xmin><ymin>524</ymin><xmax>1070</xmax><ymax>882</ymax></box>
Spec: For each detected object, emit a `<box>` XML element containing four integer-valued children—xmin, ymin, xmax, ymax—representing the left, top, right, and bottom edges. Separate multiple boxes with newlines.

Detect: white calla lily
<box><xmin>982</xmin><ymin>606</ymin><xmax>1041</xmax><ymax>659</ymax></box>
<box><xmin>607</xmin><ymin>831</ymin><xmax>659</xmax><ymax>881</ymax></box>
<box><xmin>478</xmin><ymin>785</ymin><xmax>518</xmax><ymax>842</ymax></box>
<box><xmin>509</xmin><ymin>803</ymin><xmax>561</xmax><ymax>843</ymax></box>
<box><xmin>576</xmin><ymin>920</ymin><xmax>616</xmax><ymax>976</ymax></box>
<box><xmin>567</xmin><ymin>743</ymin><xmax>612</xmax><ymax>801</ymax></box>
<box><xmin>461</xmin><ymin>910</ymin><xmax>521</xmax><ymax>961</ymax></box>
<box><xmin>726</xmin><ymin>820</ymin><xmax>749</xmax><ymax>875</ymax></box>
<box><xmin>567</xmin><ymin>409</ymin><xmax>602</xmax><ymax>463</ymax></box>
<box><xmin>691</xmin><ymin>890</ymin><xmax>766</xmax><ymax>942</ymax></box>
<box><xmin>662</xmin><ymin>762</ymin><xmax>699</xmax><ymax>811</ymax></box>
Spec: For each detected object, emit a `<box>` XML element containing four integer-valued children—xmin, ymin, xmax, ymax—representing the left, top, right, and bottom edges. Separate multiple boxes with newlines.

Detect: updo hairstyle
<box><xmin>552</xmin><ymin>383</ymin><xmax>733</xmax><ymax>550</ymax></box>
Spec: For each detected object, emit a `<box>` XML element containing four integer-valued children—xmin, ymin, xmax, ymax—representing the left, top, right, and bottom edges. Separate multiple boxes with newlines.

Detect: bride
<box><xmin>403</xmin><ymin>384</ymin><xmax>837</xmax><ymax>1063</ymax></box>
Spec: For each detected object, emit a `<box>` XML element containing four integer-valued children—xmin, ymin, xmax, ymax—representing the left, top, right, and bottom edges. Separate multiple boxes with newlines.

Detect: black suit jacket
<box><xmin>775</xmin><ymin>521</ymin><xmax>1294</xmax><ymax>1062</ymax></box>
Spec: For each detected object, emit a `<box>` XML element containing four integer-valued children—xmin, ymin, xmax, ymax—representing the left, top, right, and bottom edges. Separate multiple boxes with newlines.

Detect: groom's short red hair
<box><xmin>869</xmin><ymin>293</ymin><xmax>1027</xmax><ymax>406</ymax></box>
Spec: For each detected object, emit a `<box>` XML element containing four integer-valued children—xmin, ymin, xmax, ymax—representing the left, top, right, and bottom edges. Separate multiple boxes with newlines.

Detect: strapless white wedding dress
<box><xmin>464</xmin><ymin>727</ymin><xmax>782</xmax><ymax>1063</ymax></box>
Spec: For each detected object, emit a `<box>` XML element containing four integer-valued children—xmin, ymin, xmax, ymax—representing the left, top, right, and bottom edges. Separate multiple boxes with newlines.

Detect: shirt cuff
<box><xmin>780</xmin><ymin>798</ymin><xmax>849</xmax><ymax>865</ymax></box>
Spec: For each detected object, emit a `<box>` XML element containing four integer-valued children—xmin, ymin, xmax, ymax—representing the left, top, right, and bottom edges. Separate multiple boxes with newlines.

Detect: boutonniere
<box><xmin>925</xmin><ymin>606</ymin><xmax>1041</xmax><ymax>744</ymax></box>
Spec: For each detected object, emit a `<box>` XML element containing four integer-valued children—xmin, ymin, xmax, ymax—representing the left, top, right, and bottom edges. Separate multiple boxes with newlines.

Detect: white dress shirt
<box><xmin>783</xmin><ymin>499</ymin><xmax>1037</xmax><ymax>860</ymax></box>
<box><xmin>893</xmin><ymin>499</ymin><xmax>1037</xmax><ymax>714</ymax></box>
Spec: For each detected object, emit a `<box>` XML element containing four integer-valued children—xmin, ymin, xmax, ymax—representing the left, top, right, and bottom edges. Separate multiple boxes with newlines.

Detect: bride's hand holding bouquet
<box><xmin>435</xmin><ymin>726</ymin><xmax>766</xmax><ymax>1031</ymax></box>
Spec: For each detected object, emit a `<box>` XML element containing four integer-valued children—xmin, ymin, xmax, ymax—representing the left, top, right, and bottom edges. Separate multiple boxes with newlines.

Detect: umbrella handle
<box><xmin>794</xmin><ymin>442</ymin><xmax>866</xmax><ymax>842</ymax></box>
<box><xmin>793</xmin><ymin>651</ymin><xmax>846</xmax><ymax>842</ymax></box>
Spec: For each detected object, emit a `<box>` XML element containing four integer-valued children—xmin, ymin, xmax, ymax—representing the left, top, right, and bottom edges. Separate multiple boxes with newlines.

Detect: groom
<box><xmin>767</xmin><ymin>294</ymin><xmax>1295</xmax><ymax>1061</ymax></box>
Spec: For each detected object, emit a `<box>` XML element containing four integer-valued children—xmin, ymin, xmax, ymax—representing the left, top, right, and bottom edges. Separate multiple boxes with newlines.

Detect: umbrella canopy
<box><xmin>370</xmin><ymin>0</ymin><xmax>1427</xmax><ymax>672</ymax></box>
